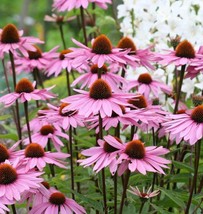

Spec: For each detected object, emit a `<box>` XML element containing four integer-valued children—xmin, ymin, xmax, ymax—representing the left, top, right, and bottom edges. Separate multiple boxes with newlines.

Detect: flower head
<box><xmin>66</xmin><ymin>34</ymin><xmax>137</xmax><ymax>68</ymax></box>
<box><xmin>0</xmin><ymin>24</ymin><xmax>43</xmax><ymax>58</ymax></box>
<box><xmin>127</xmin><ymin>72</ymin><xmax>172</xmax><ymax>98</ymax></box>
<box><xmin>155</xmin><ymin>40</ymin><xmax>202</xmax><ymax>67</ymax></box>
<box><xmin>17</xmin><ymin>143</ymin><xmax>70</xmax><ymax>171</ymax></box>
<box><xmin>24</xmin><ymin>124</ymin><xmax>69</xmax><ymax>151</ymax></box>
<box><xmin>128</xmin><ymin>186</ymin><xmax>160</xmax><ymax>200</ymax></box>
<box><xmin>62</xmin><ymin>79</ymin><xmax>136</xmax><ymax>118</ymax></box>
<box><xmin>163</xmin><ymin>105</ymin><xmax>203</xmax><ymax>145</ymax></box>
<box><xmin>71</xmin><ymin>64</ymin><xmax>127</xmax><ymax>91</ymax></box>
<box><xmin>29</xmin><ymin>187</ymin><xmax>86</xmax><ymax>214</ymax></box>
<box><xmin>38</xmin><ymin>103</ymin><xmax>84</xmax><ymax>131</ymax></box>
<box><xmin>78</xmin><ymin>135</ymin><xmax>123</xmax><ymax>175</ymax></box>
<box><xmin>0</xmin><ymin>78</ymin><xmax>56</xmax><ymax>107</ymax></box>
<box><xmin>0</xmin><ymin>160</ymin><xmax>43</xmax><ymax>202</ymax></box>
<box><xmin>14</xmin><ymin>45</ymin><xmax>59</xmax><ymax>74</ymax></box>
<box><xmin>53</xmin><ymin>0</ymin><xmax>111</xmax><ymax>11</ymax></box>
<box><xmin>117</xmin><ymin>136</ymin><xmax>170</xmax><ymax>175</ymax></box>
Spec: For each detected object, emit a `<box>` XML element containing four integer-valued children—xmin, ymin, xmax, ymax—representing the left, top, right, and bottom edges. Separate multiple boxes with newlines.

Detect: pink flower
<box><xmin>53</xmin><ymin>0</ymin><xmax>111</xmax><ymax>11</ymax></box>
<box><xmin>0</xmin><ymin>201</ymin><xmax>10</xmax><ymax>214</ymax></box>
<box><xmin>162</xmin><ymin>105</ymin><xmax>203</xmax><ymax>145</ymax></box>
<box><xmin>24</xmin><ymin>124</ymin><xmax>69</xmax><ymax>151</ymax></box>
<box><xmin>127</xmin><ymin>95</ymin><xmax>168</xmax><ymax>132</ymax></box>
<box><xmin>45</xmin><ymin>49</ymin><xmax>87</xmax><ymax>77</ymax></box>
<box><xmin>71</xmin><ymin>64</ymin><xmax>127</xmax><ymax>91</ymax></box>
<box><xmin>90</xmin><ymin>0</ymin><xmax>112</xmax><ymax>9</ymax></box>
<box><xmin>66</xmin><ymin>34</ymin><xmax>137</xmax><ymax>68</ymax></box>
<box><xmin>61</xmin><ymin>79</ymin><xmax>136</xmax><ymax>118</ymax></box>
<box><xmin>117</xmin><ymin>136</ymin><xmax>170</xmax><ymax>176</ymax></box>
<box><xmin>0</xmin><ymin>142</ymin><xmax>20</xmax><ymax>164</ymax></box>
<box><xmin>16</xmin><ymin>143</ymin><xmax>70</xmax><ymax>171</ymax></box>
<box><xmin>44</xmin><ymin>13</ymin><xmax>76</xmax><ymax>23</ymax></box>
<box><xmin>87</xmin><ymin>106</ymin><xmax>157</xmax><ymax>133</ymax></box>
<box><xmin>0</xmin><ymin>160</ymin><xmax>43</xmax><ymax>202</ymax></box>
<box><xmin>155</xmin><ymin>40</ymin><xmax>202</xmax><ymax>67</ymax></box>
<box><xmin>22</xmin><ymin>107</ymin><xmax>51</xmax><ymax>133</ymax></box>
<box><xmin>78</xmin><ymin>135</ymin><xmax>123</xmax><ymax>175</ymax></box>
<box><xmin>38</xmin><ymin>103</ymin><xmax>84</xmax><ymax>131</ymax></box>
<box><xmin>0</xmin><ymin>24</ymin><xmax>43</xmax><ymax>58</ymax></box>
<box><xmin>186</xmin><ymin>46</ymin><xmax>203</xmax><ymax>79</ymax></box>
<box><xmin>0</xmin><ymin>78</ymin><xmax>56</xmax><ymax>107</ymax></box>
<box><xmin>14</xmin><ymin>45</ymin><xmax>59</xmax><ymax>74</ymax></box>
<box><xmin>117</xmin><ymin>37</ymin><xmax>155</xmax><ymax>70</ymax></box>
<box><xmin>127</xmin><ymin>72</ymin><xmax>172</xmax><ymax>98</ymax></box>
<box><xmin>53</xmin><ymin>0</ymin><xmax>89</xmax><ymax>11</ymax></box>
<box><xmin>29</xmin><ymin>187</ymin><xmax>86</xmax><ymax>214</ymax></box>
<box><xmin>128</xmin><ymin>186</ymin><xmax>160</xmax><ymax>199</ymax></box>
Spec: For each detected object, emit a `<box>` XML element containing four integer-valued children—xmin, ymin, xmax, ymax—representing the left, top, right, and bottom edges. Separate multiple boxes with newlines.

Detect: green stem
<box><xmin>59</xmin><ymin>24</ymin><xmax>67</xmax><ymax>49</ymax></box>
<box><xmin>66</xmin><ymin>68</ymin><xmax>71</xmax><ymax>96</ymax></box>
<box><xmin>139</xmin><ymin>201</ymin><xmax>146</xmax><ymax>214</ymax></box>
<box><xmin>80</xmin><ymin>7</ymin><xmax>88</xmax><ymax>46</ymax></box>
<box><xmin>173</xmin><ymin>65</ymin><xmax>186</xmax><ymax>114</ymax></box>
<box><xmin>11</xmin><ymin>204</ymin><xmax>17</xmax><ymax>214</ymax></box>
<box><xmin>69</xmin><ymin>126</ymin><xmax>75</xmax><ymax>200</ymax></box>
<box><xmin>119</xmin><ymin>169</ymin><xmax>131</xmax><ymax>214</ymax></box>
<box><xmin>185</xmin><ymin>141</ymin><xmax>201</xmax><ymax>214</ymax></box>
<box><xmin>24</xmin><ymin>101</ymin><xmax>32</xmax><ymax>143</ymax></box>
<box><xmin>114</xmin><ymin>172</ymin><xmax>117</xmax><ymax>214</ymax></box>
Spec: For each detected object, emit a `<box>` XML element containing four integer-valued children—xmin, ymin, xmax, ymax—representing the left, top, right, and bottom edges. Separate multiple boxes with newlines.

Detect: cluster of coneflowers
<box><xmin>0</xmin><ymin>0</ymin><xmax>203</xmax><ymax>214</ymax></box>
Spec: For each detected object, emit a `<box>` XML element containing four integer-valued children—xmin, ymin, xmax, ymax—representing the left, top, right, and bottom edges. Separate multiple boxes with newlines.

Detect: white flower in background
<box><xmin>117</xmin><ymin>0</ymin><xmax>203</xmax><ymax>50</ymax></box>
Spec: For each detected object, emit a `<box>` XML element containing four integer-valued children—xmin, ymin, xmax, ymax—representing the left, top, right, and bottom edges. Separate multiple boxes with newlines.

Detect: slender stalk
<box><xmin>32</xmin><ymin>70</ymin><xmax>40</xmax><ymax>108</ymax></box>
<box><xmin>173</xmin><ymin>65</ymin><xmax>186</xmax><ymax>114</ymax></box>
<box><xmin>9</xmin><ymin>51</ymin><xmax>22</xmax><ymax>148</ymax></box>
<box><xmin>47</xmin><ymin>140</ymin><xmax>55</xmax><ymax>177</ymax></box>
<box><xmin>119</xmin><ymin>169</ymin><xmax>131</xmax><ymax>214</ymax></box>
<box><xmin>2</xmin><ymin>59</ymin><xmax>19</xmax><ymax>138</ymax></box>
<box><xmin>73</xmin><ymin>128</ymin><xmax>81</xmax><ymax>193</ymax></box>
<box><xmin>36</xmin><ymin>68</ymin><xmax>44</xmax><ymax>89</ymax></box>
<box><xmin>80</xmin><ymin>7</ymin><xmax>88</xmax><ymax>46</ymax></box>
<box><xmin>114</xmin><ymin>172</ymin><xmax>117</xmax><ymax>214</ymax></box>
<box><xmin>185</xmin><ymin>141</ymin><xmax>201</xmax><ymax>214</ymax></box>
<box><xmin>99</xmin><ymin>114</ymin><xmax>107</xmax><ymax>213</ymax></box>
<box><xmin>24</xmin><ymin>101</ymin><xmax>32</xmax><ymax>143</ymax></box>
<box><xmin>69</xmin><ymin>126</ymin><xmax>75</xmax><ymax>199</ymax></box>
<box><xmin>59</xmin><ymin>24</ymin><xmax>67</xmax><ymax>49</ymax></box>
<box><xmin>130</xmin><ymin>125</ymin><xmax>135</xmax><ymax>140</ymax></box>
<box><xmin>66</xmin><ymin>68</ymin><xmax>71</xmax><ymax>96</ymax></box>
<box><xmin>139</xmin><ymin>201</ymin><xmax>146</xmax><ymax>214</ymax></box>
<box><xmin>11</xmin><ymin>204</ymin><xmax>17</xmax><ymax>214</ymax></box>
<box><xmin>9</xmin><ymin>51</ymin><xmax>17</xmax><ymax>88</ymax></box>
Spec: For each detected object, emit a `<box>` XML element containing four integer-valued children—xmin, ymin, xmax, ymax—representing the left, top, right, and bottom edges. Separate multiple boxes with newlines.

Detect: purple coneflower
<box><xmin>38</xmin><ymin>103</ymin><xmax>84</xmax><ymax>131</ymax></box>
<box><xmin>117</xmin><ymin>136</ymin><xmax>170</xmax><ymax>176</ymax></box>
<box><xmin>62</xmin><ymin>79</ymin><xmax>136</xmax><ymax>118</ymax></box>
<box><xmin>0</xmin><ymin>78</ymin><xmax>55</xmax><ymax>107</ymax></box>
<box><xmin>71</xmin><ymin>64</ymin><xmax>127</xmax><ymax>91</ymax></box>
<box><xmin>127</xmin><ymin>72</ymin><xmax>172</xmax><ymax>98</ymax></box>
<box><xmin>0</xmin><ymin>160</ymin><xmax>43</xmax><ymax>202</ymax></box>
<box><xmin>128</xmin><ymin>186</ymin><xmax>160</xmax><ymax>199</ymax></box>
<box><xmin>14</xmin><ymin>45</ymin><xmax>59</xmax><ymax>74</ymax></box>
<box><xmin>155</xmin><ymin>40</ymin><xmax>202</xmax><ymax>67</ymax></box>
<box><xmin>0</xmin><ymin>24</ymin><xmax>43</xmax><ymax>58</ymax></box>
<box><xmin>66</xmin><ymin>34</ymin><xmax>137</xmax><ymax>68</ymax></box>
<box><xmin>29</xmin><ymin>187</ymin><xmax>86</xmax><ymax>214</ymax></box>
<box><xmin>162</xmin><ymin>105</ymin><xmax>203</xmax><ymax>145</ymax></box>
<box><xmin>78</xmin><ymin>135</ymin><xmax>123</xmax><ymax>175</ymax></box>
<box><xmin>24</xmin><ymin>124</ymin><xmax>69</xmax><ymax>151</ymax></box>
<box><xmin>17</xmin><ymin>143</ymin><xmax>69</xmax><ymax>171</ymax></box>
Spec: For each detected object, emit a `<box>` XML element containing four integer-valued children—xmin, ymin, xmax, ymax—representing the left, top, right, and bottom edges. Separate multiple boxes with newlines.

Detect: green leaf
<box><xmin>0</xmin><ymin>114</ymin><xmax>12</xmax><ymax>120</ymax></box>
<box><xmin>159</xmin><ymin>188</ymin><xmax>185</xmax><ymax>208</ymax></box>
<box><xmin>172</xmin><ymin>160</ymin><xmax>194</xmax><ymax>172</ymax></box>
<box><xmin>0</xmin><ymin>133</ymin><xmax>18</xmax><ymax>141</ymax></box>
<box><xmin>150</xmin><ymin>203</ymin><xmax>173</xmax><ymax>214</ymax></box>
<box><xmin>72</xmin><ymin>191</ymin><xmax>103</xmax><ymax>212</ymax></box>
